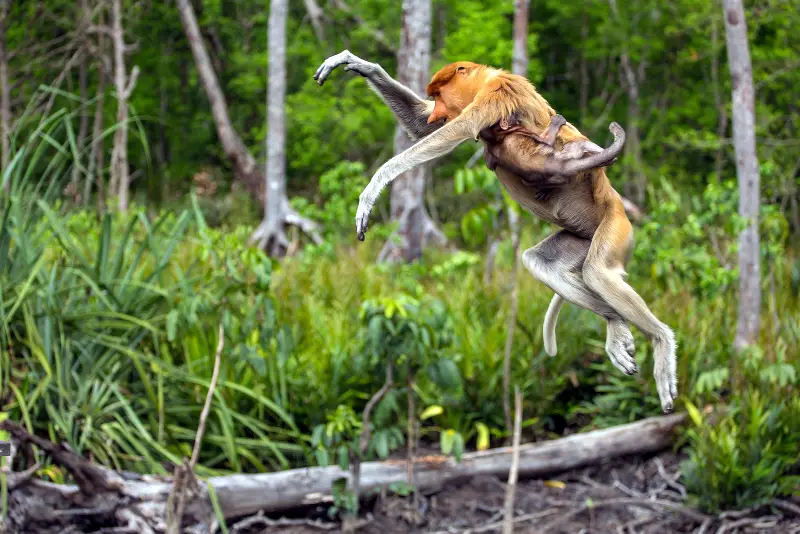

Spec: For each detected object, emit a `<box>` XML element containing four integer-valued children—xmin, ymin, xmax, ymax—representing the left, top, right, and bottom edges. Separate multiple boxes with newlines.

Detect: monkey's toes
<box><xmin>606</xmin><ymin>340</ymin><xmax>637</xmax><ymax>375</ymax></box>
<box><xmin>551</xmin><ymin>114</ymin><xmax>567</xmax><ymax>127</ymax></box>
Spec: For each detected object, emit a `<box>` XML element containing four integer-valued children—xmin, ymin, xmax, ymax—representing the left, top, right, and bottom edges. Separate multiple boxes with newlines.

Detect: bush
<box><xmin>681</xmin><ymin>346</ymin><xmax>800</xmax><ymax>512</ymax></box>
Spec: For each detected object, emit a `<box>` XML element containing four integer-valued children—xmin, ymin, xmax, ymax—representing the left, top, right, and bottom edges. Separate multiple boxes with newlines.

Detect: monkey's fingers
<box><xmin>355</xmin><ymin>210</ymin><xmax>371</xmax><ymax>241</ymax></box>
<box><xmin>314</xmin><ymin>51</ymin><xmax>349</xmax><ymax>85</ymax></box>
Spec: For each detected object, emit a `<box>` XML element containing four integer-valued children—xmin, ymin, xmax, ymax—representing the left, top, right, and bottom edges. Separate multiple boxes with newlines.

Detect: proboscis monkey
<box><xmin>314</xmin><ymin>51</ymin><xmax>677</xmax><ymax>412</ymax></box>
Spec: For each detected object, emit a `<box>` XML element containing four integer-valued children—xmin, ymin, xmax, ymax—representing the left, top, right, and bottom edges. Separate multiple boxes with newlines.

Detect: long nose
<box><xmin>427</xmin><ymin>101</ymin><xmax>448</xmax><ymax>124</ymax></box>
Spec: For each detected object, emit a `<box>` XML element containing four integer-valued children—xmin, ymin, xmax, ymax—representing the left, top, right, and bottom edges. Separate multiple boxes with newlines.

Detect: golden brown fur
<box><xmin>312</xmin><ymin>50</ymin><xmax>677</xmax><ymax>413</ymax></box>
<box><xmin>426</xmin><ymin>62</ymin><xmax>678</xmax><ymax>413</ymax></box>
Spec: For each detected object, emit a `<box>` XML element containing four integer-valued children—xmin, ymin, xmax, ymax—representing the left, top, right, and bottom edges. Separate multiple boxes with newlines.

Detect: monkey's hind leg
<box><xmin>582</xmin><ymin>213</ymin><xmax>678</xmax><ymax>413</ymax></box>
<box><xmin>521</xmin><ymin>231</ymin><xmax>637</xmax><ymax>375</ymax></box>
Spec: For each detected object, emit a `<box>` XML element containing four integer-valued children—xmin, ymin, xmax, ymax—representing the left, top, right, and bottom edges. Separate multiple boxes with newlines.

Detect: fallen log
<box><xmin>210</xmin><ymin>412</ymin><xmax>686</xmax><ymax>518</ymax></box>
<box><xmin>2</xmin><ymin>413</ymin><xmax>686</xmax><ymax>532</ymax></box>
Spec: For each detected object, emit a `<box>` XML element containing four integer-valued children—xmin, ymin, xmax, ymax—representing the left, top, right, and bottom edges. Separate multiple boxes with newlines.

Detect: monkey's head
<box><xmin>426</xmin><ymin>61</ymin><xmax>487</xmax><ymax>124</ymax></box>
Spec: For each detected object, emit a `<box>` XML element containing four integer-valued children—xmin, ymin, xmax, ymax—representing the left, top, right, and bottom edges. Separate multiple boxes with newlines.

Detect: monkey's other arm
<box><xmin>314</xmin><ymin>50</ymin><xmax>445</xmax><ymax>140</ymax></box>
<box><xmin>355</xmin><ymin>106</ymin><xmax>485</xmax><ymax>240</ymax></box>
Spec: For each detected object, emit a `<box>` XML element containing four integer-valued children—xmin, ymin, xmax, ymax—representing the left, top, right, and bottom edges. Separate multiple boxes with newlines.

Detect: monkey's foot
<box><xmin>550</xmin><ymin>114</ymin><xmax>567</xmax><ymax>129</ymax></box>
<box><xmin>654</xmin><ymin>330</ymin><xmax>678</xmax><ymax>413</ymax></box>
<box><xmin>606</xmin><ymin>321</ymin><xmax>637</xmax><ymax>375</ymax></box>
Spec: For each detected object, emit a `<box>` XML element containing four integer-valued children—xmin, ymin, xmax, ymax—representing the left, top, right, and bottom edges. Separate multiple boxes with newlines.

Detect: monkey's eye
<box><xmin>456</xmin><ymin>66</ymin><xmax>466</xmax><ymax>72</ymax></box>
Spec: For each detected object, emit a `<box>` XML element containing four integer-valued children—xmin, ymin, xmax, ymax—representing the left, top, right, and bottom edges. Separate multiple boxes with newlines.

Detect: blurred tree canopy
<box><xmin>3</xmin><ymin>0</ymin><xmax>797</xmax><ymax>231</ymax></box>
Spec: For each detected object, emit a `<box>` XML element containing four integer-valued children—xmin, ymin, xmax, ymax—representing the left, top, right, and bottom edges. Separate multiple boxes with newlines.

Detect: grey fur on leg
<box><xmin>582</xmin><ymin>262</ymin><xmax>677</xmax><ymax>412</ymax></box>
<box><xmin>521</xmin><ymin>231</ymin><xmax>637</xmax><ymax>374</ymax></box>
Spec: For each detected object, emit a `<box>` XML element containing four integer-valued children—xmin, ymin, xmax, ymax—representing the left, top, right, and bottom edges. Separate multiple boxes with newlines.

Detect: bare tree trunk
<box><xmin>712</xmin><ymin>13</ymin><xmax>728</xmax><ymax>182</ymax></box>
<box><xmin>86</xmin><ymin>6</ymin><xmax>107</xmax><ymax>210</ymax></box>
<box><xmin>608</xmin><ymin>0</ymin><xmax>645</xmax><ymax>206</ymax></box>
<box><xmin>579</xmin><ymin>11</ymin><xmax>589</xmax><ymax>125</ymax></box>
<box><xmin>502</xmin><ymin>0</ymin><xmax>529</xmax><ymax>435</ymax></box>
<box><xmin>109</xmin><ymin>0</ymin><xmax>138</xmax><ymax>212</ymax></box>
<box><xmin>723</xmin><ymin>0</ymin><xmax>761</xmax><ymax>351</ymax></box>
<box><xmin>176</xmin><ymin>0</ymin><xmax>260</xmax><ymax>194</ymax></box>
<box><xmin>512</xmin><ymin>0</ymin><xmax>529</xmax><ymax>77</ymax></box>
<box><xmin>177</xmin><ymin>0</ymin><xmax>319</xmax><ymax>254</ymax></box>
<box><xmin>71</xmin><ymin>33</ymin><xmax>89</xmax><ymax>199</ymax></box>
<box><xmin>0</xmin><ymin>0</ymin><xmax>10</xmax><ymax>187</ymax></box>
<box><xmin>254</xmin><ymin>0</ymin><xmax>291</xmax><ymax>256</ymax></box>
<box><xmin>378</xmin><ymin>0</ymin><xmax>446</xmax><ymax>263</ymax></box>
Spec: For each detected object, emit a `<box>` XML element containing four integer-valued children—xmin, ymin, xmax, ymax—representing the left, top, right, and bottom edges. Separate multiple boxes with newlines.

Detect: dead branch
<box><xmin>502</xmin><ymin>388</ymin><xmax>523</xmax><ymax>534</ymax></box>
<box><xmin>190</xmin><ymin>324</ymin><xmax>224</xmax><ymax>467</ymax></box>
<box><xmin>231</xmin><ymin>510</ymin><xmax>338</xmax><ymax>532</ymax></box>
<box><xmin>167</xmin><ymin>324</ymin><xmax>224</xmax><ymax>534</ymax></box>
<box><xmin>532</xmin><ymin>497</ymin><xmax>712</xmax><ymax>533</ymax></box>
<box><xmin>6</xmin><ymin>462</ymin><xmax>41</xmax><ymax>491</ymax></box>
<box><xmin>0</xmin><ymin>420</ymin><xmax>122</xmax><ymax>494</ymax></box>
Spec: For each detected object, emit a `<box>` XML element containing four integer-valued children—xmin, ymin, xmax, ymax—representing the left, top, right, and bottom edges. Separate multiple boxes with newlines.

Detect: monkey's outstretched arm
<box><xmin>314</xmin><ymin>50</ymin><xmax>444</xmax><ymax>140</ymax></box>
<box><xmin>355</xmin><ymin>108</ymin><xmax>482</xmax><ymax>240</ymax></box>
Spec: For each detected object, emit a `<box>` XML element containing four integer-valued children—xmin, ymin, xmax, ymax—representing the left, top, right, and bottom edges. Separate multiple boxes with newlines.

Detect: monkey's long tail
<box><xmin>543</xmin><ymin>294</ymin><xmax>564</xmax><ymax>356</ymax></box>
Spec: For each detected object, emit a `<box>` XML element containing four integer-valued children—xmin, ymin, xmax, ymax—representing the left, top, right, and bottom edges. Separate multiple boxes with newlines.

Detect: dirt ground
<box><xmin>229</xmin><ymin>451</ymin><xmax>800</xmax><ymax>534</ymax></box>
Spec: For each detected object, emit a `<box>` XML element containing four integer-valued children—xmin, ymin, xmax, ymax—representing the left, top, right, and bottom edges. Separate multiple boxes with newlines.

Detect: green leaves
<box><xmin>440</xmin><ymin>428</ymin><xmax>465</xmax><ymax>461</ymax></box>
<box><xmin>681</xmin><ymin>393</ymin><xmax>800</xmax><ymax>512</ymax></box>
<box><xmin>420</xmin><ymin>405</ymin><xmax>444</xmax><ymax>420</ymax></box>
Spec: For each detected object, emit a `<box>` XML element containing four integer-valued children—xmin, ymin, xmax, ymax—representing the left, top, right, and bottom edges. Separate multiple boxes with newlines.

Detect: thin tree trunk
<box><xmin>512</xmin><ymin>0</ymin><xmax>529</xmax><ymax>77</ymax></box>
<box><xmin>110</xmin><ymin>0</ymin><xmax>138</xmax><ymax>212</ymax></box>
<box><xmin>86</xmin><ymin>6</ymin><xmax>107</xmax><ymax>210</ymax></box>
<box><xmin>712</xmin><ymin>13</ymin><xmax>728</xmax><ymax>183</ymax></box>
<box><xmin>176</xmin><ymin>0</ymin><xmax>260</xmax><ymax>193</ymax></box>
<box><xmin>579</xmin><ymin>11</ymin><xmax>589</xmax><ymax>125</ymax></box>
<box><xmin>502</xmin><ymin>0</ymin><xmax>529</xmax><ymax>435</ymax></box>
<box><xmin>723</xmin><ymin>0</ymin><xmax>761</xmax><ymax>351</ymax></box>
<box><xmin>71</xmin><ymin>0</ymin><xmax>92</xmax><ymax>198</ymax></box>
<box><xmin>378</xmin><ymin>0</ymin><xmax>446</xmax><ymax>263</ymax></box>
<box><xmin>502</xmin><ymin>388</ymin><xmax>523</xmax><ymax>534</ymax></box>
<box><xmin>608</xmin><ymin>0</ymin><xmax>645</xmax><ymax>206</ymax></box>
<box><xmin>177</xmin><ymin>0</ymin><xmax>319</xmax><ymax>255</ymax></box>
<box><xmin>0</xmin><ymin>0</ymin><xmax>10</xmax><ymax>187</ymax></box>
<box><xmin>260</xmin><ymin>0</ymin><xmax>290</xmax><ymax>256</ymax></box>
<box><xmin>71</xmin><ymin>56</ymin><xmax>89</xmax><ymax>197</ymax></box>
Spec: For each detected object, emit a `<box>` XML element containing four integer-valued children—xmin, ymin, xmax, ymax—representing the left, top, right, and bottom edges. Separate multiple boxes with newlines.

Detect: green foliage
<box><xmin>682</xmin><ymin>394</ymin><xmax>800</xmax><ymax>512</ymax></box>
<box><xmin>311</xmin><ymin>404</ymin><xmax>362</xmax><ymax>470</ymax></box>
<box><xmin>291</xmin><ymin>160</ymin><xmax>369</xmax><ymax>238</ymax></box>
<box><xmin>681</xmin><ymin>346</ymin><xmax>800</xmax><ymax>512</ymax></box>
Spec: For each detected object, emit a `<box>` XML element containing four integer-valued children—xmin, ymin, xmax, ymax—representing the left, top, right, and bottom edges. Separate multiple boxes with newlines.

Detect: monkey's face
<box><xmin>426</xmin><ymin>62</ymin><xmax>484</xmax><ymax>124</ymax></box>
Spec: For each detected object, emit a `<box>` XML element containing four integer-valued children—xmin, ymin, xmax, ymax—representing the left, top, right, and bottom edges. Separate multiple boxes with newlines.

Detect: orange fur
<box><xmin>427</xmin><ymin>62</ymin><xmax>676</xmax><ymax>414</ymax></box>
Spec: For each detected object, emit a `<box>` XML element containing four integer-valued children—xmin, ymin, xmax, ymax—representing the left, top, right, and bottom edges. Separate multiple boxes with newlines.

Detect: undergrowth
<box><xmin>0</xmin><ymin>106</ymin><xmax>798</xmax><ymax>513</ymax></box>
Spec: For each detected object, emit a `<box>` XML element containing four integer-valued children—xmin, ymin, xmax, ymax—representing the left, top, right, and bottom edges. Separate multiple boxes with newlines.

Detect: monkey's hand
<box><xmin>355</xmin><ymin>190</ymin><xmax>376</xmax><ymax>241</ymax></box>
<box><xmin>314</xmin><ymin>50</ymin><xmax>377</xmax><ymax>86</ymax></box>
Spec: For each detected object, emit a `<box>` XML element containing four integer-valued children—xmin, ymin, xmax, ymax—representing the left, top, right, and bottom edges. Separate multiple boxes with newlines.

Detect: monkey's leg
<box><xmin>521</xmin><ymin>231</ymin><xmax>637</xmax><ymax>375</ymax></box>
<box><xmin>582</xmin><ymin>212</ymin><xmax>678</xmax><ymax>413</ymax></box>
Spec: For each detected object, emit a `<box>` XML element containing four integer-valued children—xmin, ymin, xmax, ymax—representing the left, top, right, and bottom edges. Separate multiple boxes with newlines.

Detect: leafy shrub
<box><xmin>681</xmin><ymin>346</ymin><xmax>800</xmax><ymax>512</ymax></box>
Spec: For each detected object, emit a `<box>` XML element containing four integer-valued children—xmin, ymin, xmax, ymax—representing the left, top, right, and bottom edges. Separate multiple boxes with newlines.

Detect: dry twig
<box><xmin>167</xmin><ymin>324</ymin><xmax>224</xmax><ymax>534</ymax></box>
<box><xmin>502</xmin><ymin>387</ymin><xmax>523</xmax><ymax>534</ymax></box>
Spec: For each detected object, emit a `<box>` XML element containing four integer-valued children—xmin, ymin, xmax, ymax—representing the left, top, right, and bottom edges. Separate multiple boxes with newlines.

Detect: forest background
<box><xmin>0</xmin><ymin>0</ymin><xmax>798</xmax><ymax>518</ymax></box>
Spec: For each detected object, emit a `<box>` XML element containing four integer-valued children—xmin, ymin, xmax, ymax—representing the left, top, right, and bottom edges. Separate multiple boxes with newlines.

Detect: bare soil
<box><xmin>231</xmin><ymin>451</ymin><xmax>800</xmax><ymax>534</ymax></box>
